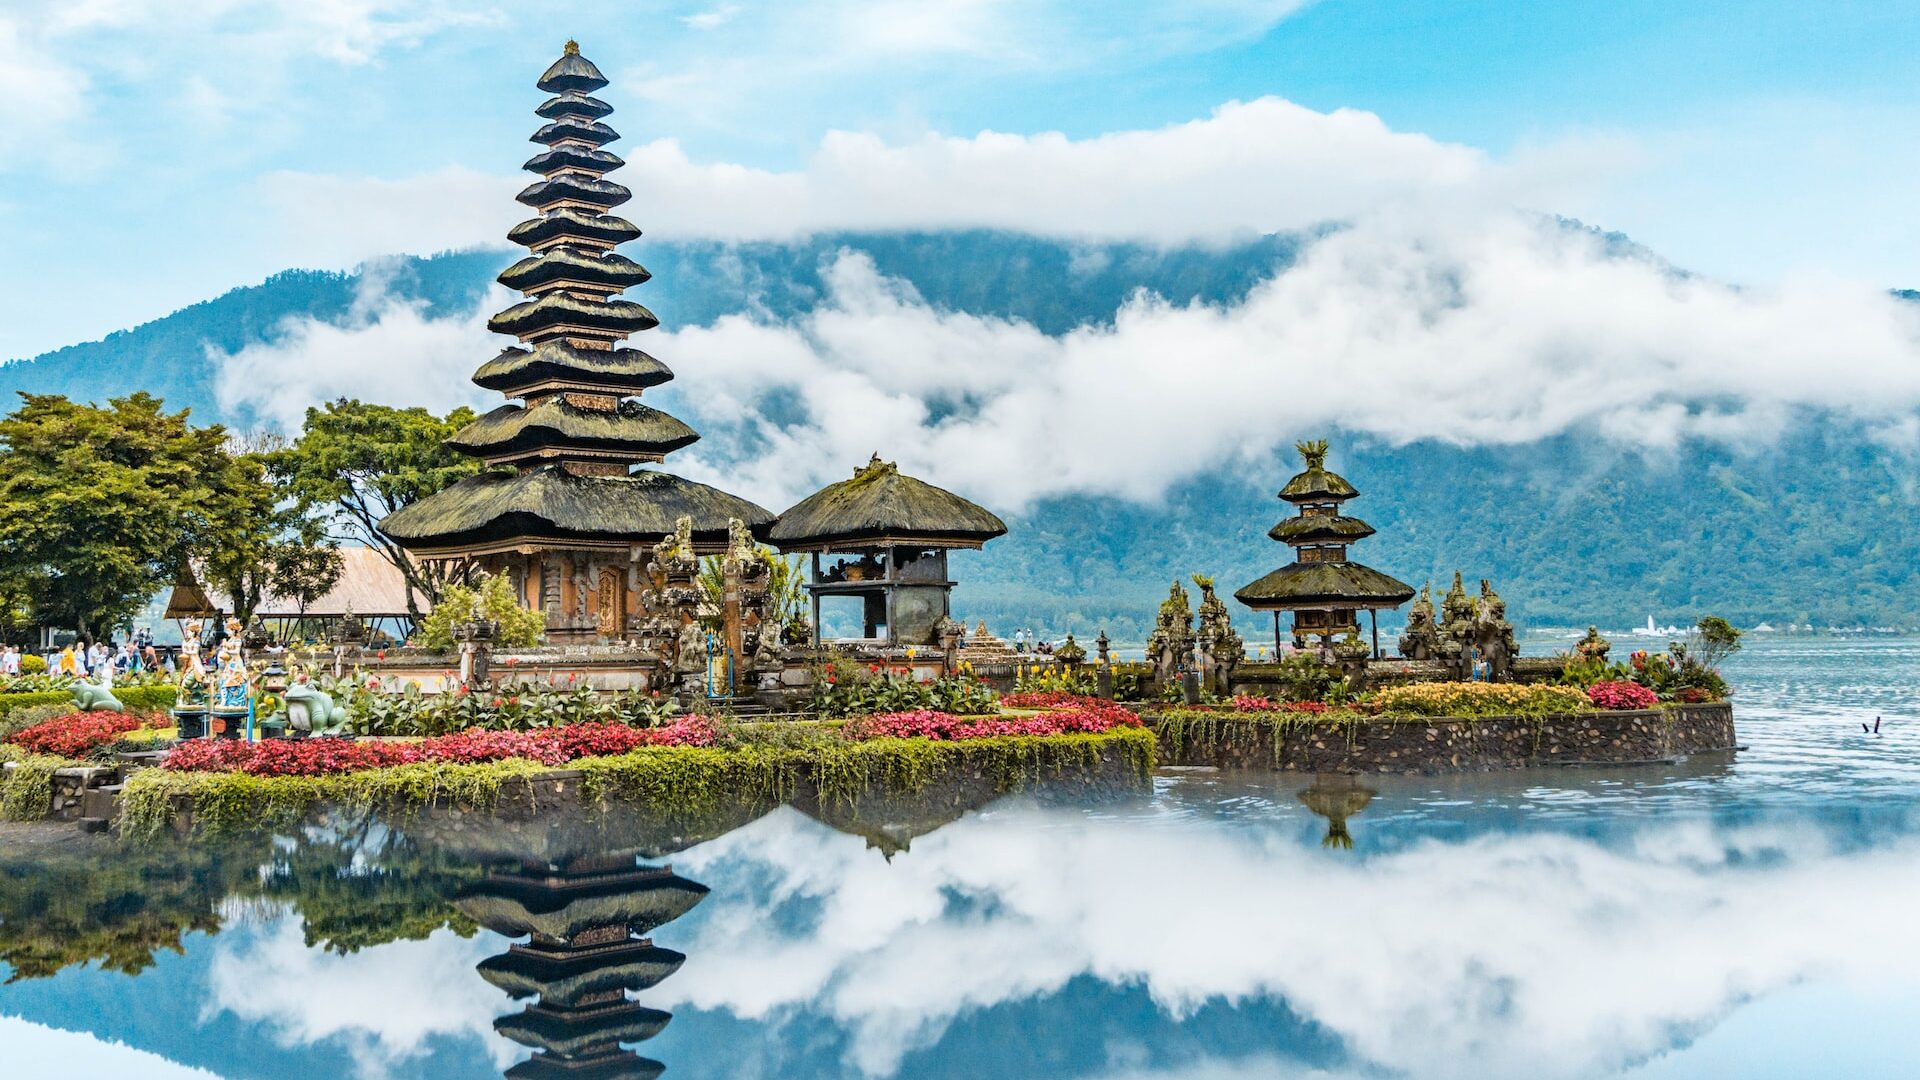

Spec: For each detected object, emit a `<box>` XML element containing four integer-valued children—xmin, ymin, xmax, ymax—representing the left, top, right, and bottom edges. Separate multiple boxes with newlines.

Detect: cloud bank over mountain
<box><xmin>216</xmin><ymin>202</ymin><xmax>1920</xmax><ymax>511</ymax></box>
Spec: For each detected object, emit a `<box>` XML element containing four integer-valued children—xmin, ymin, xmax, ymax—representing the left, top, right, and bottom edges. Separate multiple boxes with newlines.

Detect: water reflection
<box><xmin>461</xmin><ymin>853</ymin><xmax>703</xmax><ymax>1080</ymax></box>
<box><xmin>3</xmin><ymin>639</ymin><xmax>1920</xmax><ymax>1079</ymax></box>
<box><xmin>1296</xmin><ymin>776</ymin><xmax>1375</xmax><ymax>849</ymax></box>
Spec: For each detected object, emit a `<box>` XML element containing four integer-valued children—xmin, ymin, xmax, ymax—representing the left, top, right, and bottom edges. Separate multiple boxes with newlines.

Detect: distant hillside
<box><xmin>4</xmin><ymin>230</ymin><xmax>1915</xmax><ymax>636</ymax></box>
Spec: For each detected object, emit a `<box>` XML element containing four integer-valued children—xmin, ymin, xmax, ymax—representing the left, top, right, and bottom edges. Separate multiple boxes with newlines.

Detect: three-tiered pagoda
<box><xmin>381</xmin><ymin>42</ymin><xmax>772</xmax><ymax>641</ymax></box>
<box><xmin>1235</xmin><ymin>440</ymin><xmax>1414</xmax><ymax>656</ymax></box>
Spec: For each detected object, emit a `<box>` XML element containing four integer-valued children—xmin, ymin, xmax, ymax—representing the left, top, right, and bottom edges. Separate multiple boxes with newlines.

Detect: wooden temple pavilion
<box><xmin>379</xmin><ymin>42</ymin><xmax>772</xmax><ymax>642</ymax></box>
<box><xmin>769</xmin><ymin>456</ymin><xmax>1006</xmax><ymax>647</ymax></box>
<box><xmin>163</xmin><ymin>549</ymin><xmax>426</xmax><ymax>642</ymax></box>
<box><xmin>1234</xmin><ymin>440</ymin><xmax>1414</xmax><ymax>657</ymax></box>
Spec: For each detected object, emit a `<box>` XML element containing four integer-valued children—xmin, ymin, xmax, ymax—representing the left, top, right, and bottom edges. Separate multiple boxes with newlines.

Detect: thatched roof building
<box><xmin>163</xmin><ymin>548</ymin><xmax>423</xmax><ymax>621</ymax></box>
<box><xmin>772</xmin><ymin>456</ymin><xmax>1006</xmax><ymax>647</ymax></box>
<box><xmin>1236</xmin><ymin>440</ymin><xmax>1413</xmax><ymax>653</ymax></box>
<box><xmin>376</xmin><ymin>41</ymin><xmax>771</xmax><ymax>640</ymax></box>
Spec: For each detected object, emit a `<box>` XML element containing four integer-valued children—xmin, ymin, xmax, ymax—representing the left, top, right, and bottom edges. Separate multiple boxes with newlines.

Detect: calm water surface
<box><xmin>3</xmin><ymin>636</ymin><xmax>1918</xmax><ymax>1080</ymax></box>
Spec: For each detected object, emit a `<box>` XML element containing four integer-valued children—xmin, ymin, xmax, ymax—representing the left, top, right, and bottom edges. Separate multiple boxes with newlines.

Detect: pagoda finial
<box><xmin>1296</xmin><ymin>439</ymin><xmax>1329</xmax><ymax>470</ymax></box>
<box><xmin>564</xmin><ymin>39</ymin><xmax>580</xmax><ymax>55</ymax></box>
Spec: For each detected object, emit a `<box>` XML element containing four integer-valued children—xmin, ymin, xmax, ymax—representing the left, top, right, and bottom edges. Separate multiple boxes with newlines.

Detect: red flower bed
<box><xmin>7</xmin><ymin>711</ymin><xmax>145</xmax><ymax>758</ymax></box>
<box><xmin>1675</xmin><ymin>686</ymin><xmax>1714</xmax><ymax>704</ymax></box>
<box><xmin>1000</xmin><ymin>691</ymin><xmax>1104</xmax><ymax>710</ymax></box>
<box><xmin>844</xmin><ymin>704</ymin><xmax>1141</xmax><ymax>742</ymax></box>
<box><xmin>1588</xmin><ymin>680</ymin><xmax>1659</xmax><ymax>710</ymax></box>
<box><xmin>161</xmin><ymin>717</ymin><xmax>721</xmax><ymax>776</ymax></box>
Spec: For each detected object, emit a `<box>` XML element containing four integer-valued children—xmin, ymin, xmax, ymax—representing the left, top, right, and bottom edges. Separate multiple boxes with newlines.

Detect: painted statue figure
<box><xmin>179</xmin><ymin>618</ymin><xmax>207</xmax><ymax>681</ymax></box>
<box><xmin>213</xmin><ymin>618</ymin><xmax>251</xmax><ymax>711</ymax></box>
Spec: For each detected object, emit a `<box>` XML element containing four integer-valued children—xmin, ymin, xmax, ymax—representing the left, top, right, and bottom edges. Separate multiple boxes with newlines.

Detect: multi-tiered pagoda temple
<box><xmin>1235</xmin><ymin>440</ymin><xmax>1414</xmax><ymax>656</ymax></box>
<box><xmin>381</xmin><ymin>42</ymin><xmax>772</xmax><ymax>641</ymax></box>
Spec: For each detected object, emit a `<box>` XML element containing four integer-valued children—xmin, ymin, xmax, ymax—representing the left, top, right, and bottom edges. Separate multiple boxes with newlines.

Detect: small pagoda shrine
<box><xmin>459</xmin><ymin>853</ymin><xmax>708</xmax><ymax>1080</ymax></box>
<box><xmin>380</xmin><ymin>42</ymin><xmax>772</xmax><ymax>642</ymax></box>
<box><xmin>1235</xmin><ymin>440</ymin><xmax>1414</xmax><ymax>657</ymax></box>
<box><xmin>769</xmin><ymin>456</ymin><xmax>1007</xmax><ymax>647</ymax></box>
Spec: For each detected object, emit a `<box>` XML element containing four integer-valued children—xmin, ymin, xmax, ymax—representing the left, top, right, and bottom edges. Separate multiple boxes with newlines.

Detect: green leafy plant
<box><xmin>417</xmin><ymin>571</ymin><xmax>545</xmax><ymax>651</ymax></box>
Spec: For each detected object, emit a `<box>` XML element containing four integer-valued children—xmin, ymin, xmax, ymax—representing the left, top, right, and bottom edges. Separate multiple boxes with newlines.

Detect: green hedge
<box><xmin>0</xmin><ymin>685</ymin><xmax>176</xmax><ymax>722</ymax></box>
<box><xmin>117</xmin><ymin>727</ymin><xmax>1158</xmax><ymax>841</ymax></box>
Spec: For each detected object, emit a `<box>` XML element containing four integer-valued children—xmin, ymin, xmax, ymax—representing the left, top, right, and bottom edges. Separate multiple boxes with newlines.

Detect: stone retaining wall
<box><xmin>1150</xmin><ymin>703</ymin><xmax>1736</xmax><ymax>775</ymax></box>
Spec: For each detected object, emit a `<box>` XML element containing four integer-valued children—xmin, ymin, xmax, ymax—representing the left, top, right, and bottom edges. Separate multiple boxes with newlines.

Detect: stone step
<box><xmin>80</xmin><ymin>784</ymin><xmax>123</xmax><ymax>822</ymax></box>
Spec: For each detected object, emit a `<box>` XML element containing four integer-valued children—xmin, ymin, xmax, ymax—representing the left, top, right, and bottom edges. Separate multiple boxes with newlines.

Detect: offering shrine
<box><xmin>769</xmin><ymin>456</ymin><xmax>1006</xmax><ymax>647</ymax></box>
<box><xmin>380</xmin><ymin>42</ymin><xmax>772</xmax><ymax>642</ymax></box>
<box><xmin>1235</xmin><ymin>440</ymin><xmax>1414</xmax><ymax>657</ymax></box>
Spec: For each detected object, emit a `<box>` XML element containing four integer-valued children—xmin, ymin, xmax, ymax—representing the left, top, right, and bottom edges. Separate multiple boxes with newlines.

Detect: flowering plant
<box><xmin>6</xmin><ymin>711</ymin><xmax>146</xmax><ymax>758</ymax></box>
<box><xmin>1000</xmin><ymin>691</ymin><xmax>1103</xmax><ymax>710</ymax></box>
<box><xmin>160</xmin><ymin>716</ymin><xmax>721</xmax><ymax>776</ymax></box>
<box><xmin>1587</xmin><ymin>680</ymin><xmax>1659</xmax><ymax>710</ymax></box>
<box><xmin>843</xmin><ymin>703</ymin><xmax>1140</xmax><ymax>742</ymax></box>
<box><xmin>1371</xmin><ymin>682</ymin><xmax>1591</xmax><ymax>717</ymax></box>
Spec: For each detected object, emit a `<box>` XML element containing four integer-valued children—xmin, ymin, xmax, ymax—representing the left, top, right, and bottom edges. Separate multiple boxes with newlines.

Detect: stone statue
<box><xmin>1573</xmin><ymin>625</ymin><xmax>1611</xmax><ymax>663</ymax></box>
<box><xmin>1057</xmin><ymin>632</ymin><xmax>1088</xmax><ymax>667</ymax></box>
<box><xmin>675</xmin><ymin>619</ymin><xmax>708</xmax><ymax>675</ymax></box>
<box><xmin>283</xmin><ymin>681</ymin><xmax>349</xmax><ymax>737</ymax></box>
<box><xmin>1145</xmin><ymin>579</ymin><xmax>1195</xmax><ymax>685</ymax></box>
<box><xmin>1472</xmin><ymin>578</ymin><xmax>1518</xmax><ymax>680</ymax></box>
<box><xmin>70</xmin><ymin>677</ymin><xmax>125</xmax><ymax>713</ymax></box>
<box><xmin>1191</xmin><ymin>574</ymin><xmax>1245</xmax><ymax>695</ymax></box>
<box><xmin>1398</xmin><ymin>583</ymin><xmax>1441</xmax><ymax>660</ymax></box>
<box><xmin>1437</xmin><ymin>571</ymin><xmax>1476</xmax><ymax>668</ymax></box>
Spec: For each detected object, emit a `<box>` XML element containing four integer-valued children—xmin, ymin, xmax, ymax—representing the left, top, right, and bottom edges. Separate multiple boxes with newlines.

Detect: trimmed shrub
<box><xmin>1370</xmin><ymin>682</ymin><xmax>1591</xmax><ymax>717</ymax></box>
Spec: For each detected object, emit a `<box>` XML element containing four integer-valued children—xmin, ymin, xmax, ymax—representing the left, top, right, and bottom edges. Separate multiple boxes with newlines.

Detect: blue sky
<box><xmin>3</xmin><ymin>0</ymin><xmax>1919</xmax><ymax>360</ymax></box>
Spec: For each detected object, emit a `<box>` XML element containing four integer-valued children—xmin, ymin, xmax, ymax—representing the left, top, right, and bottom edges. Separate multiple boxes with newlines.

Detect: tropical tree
<box><xmin>265</xmin><ymin>399</ymin><xmax>479</xmax><ymax>622</ymax></box>
<box><xmin>697</xmin><ymin>547</ymin><xmax>806</xmax><ymax>632</ymax></box>
<box><xmin>0</xmin><ymin>393</ymin><xmax>268</xmax><ymax>641</ymax></box>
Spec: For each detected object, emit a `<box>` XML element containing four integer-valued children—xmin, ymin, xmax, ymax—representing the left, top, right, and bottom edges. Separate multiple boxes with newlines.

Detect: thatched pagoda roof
<box><xmin>473</xmin><ymin>343</ymin><xmax>672</xmax><ymax>396</ymax></box>
<box><xmin>446</xmin><ymin>399</ymin><xmax>696</xmax><ymax>462</ymax></box>
<box><xmin>506</xmin><ymin>1053</ymin><xmax>664</xmax><ymax>1080</ymax></box>
<box><xmin>455</xmin><ymin>870</ymin><xmax>707</xmax><ymax>940</ymax></box>
<box><xmin>379</xmin><ymin>466</ymin><xmax>774</xmax><ymax>552</ymax></box>
<box><xmin>537</xmin><ymin>41</ymin><xmax>609</xmax><ymax>94</ymax></box>
<box><xmin>1280</xmin><ymin>440</ymin><xmax>1360</xmax><ymax>503</ymax></box>
<box><xmin>497</xmin><ymin>249</ymin><xmax>650</xmax><ymax>294</ymax></box>
<box><xmin>769</xmin><ymin>456</ymin><xmax>1007</xmax><ymax>551</ymax></box>
<box><xmin>495</xmin><ymin>1001</ymin><xmax>670</xmax><ymax>1056</ymax></box>
<box><xmin>531</xmin><ymin>118</ymin><xmax>619</xmax><ymax>147</ymax></box>
<box><xmin>524</xmin><ymin>145</ymin><xmax>623</xmax><ymax>176</ymax></box>
<box><xmin>516</xmin><ymin>173</ymin><xmax>632</xmax><ymax>211</ymax></box>
<box><xmin>508</xmin><ymin>210</ymin><xmax>640</xmax><ymax>250</ymax></box>
<box><xmin>489</xmin><ymin>293</ymin><xmax>658</xmax><ymax>340</ymax></box>
<box><xmin>479</xmin><ymin>941</ymin><xmax>684</xmax><ymax>1002</ymax></box>
<box><xmin>1268</xmin><ymin>514</ymin><xmax>1376</xmax><ymax>544</ymax></box>
<box><xmin>536</xmin><ymin>92</ymin><xmax>614</xmax><ymax>122</ymax></box>
<box><xmin>1234</xmin><ymin>561</ymin><xmax>1415</xmax><ymax>610</ymax></box>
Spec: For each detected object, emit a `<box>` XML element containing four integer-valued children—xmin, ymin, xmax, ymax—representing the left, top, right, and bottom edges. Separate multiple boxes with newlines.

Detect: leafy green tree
<box><xmin>417</xmin><ymin>571</ymin><xmax>544</xmax><ymax>650</ymax></box>
<box><xmin>0</xmin><ymin>393</ymin><xmax>263</xmax><ymax>640</ymax></box>
<box><xmin>1691</xmin><ymin>615</ymin><xmax>1743</xmax><ymax>670</ymax></box>
<box><xmin>265</xmin><ymin>399</ymin><xmax>479</xmax><ymax>622</ymax></box>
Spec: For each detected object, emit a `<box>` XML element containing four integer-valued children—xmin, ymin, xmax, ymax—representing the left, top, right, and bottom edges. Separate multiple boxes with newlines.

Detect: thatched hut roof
<box><xmin>164</xmin><ymin>548</ymin><xmax>424</xmax><ymax>620</ymax></box>
<box><xmin>508</xmin><ymin>209</ymin><xmax>639</xmax><ymax>249</ymax></box>
<box><xmin>1234</xmin><ymin>561</ymin><xmax>1415</xmax><ymax>611</ymax></box>
<box><xmin>769</xmin><ymin>456</ymin><xmax>1007</xmax><ymax>551</ymax></box>
<box><xmin>535</xmin><ymin>91</ymin><xmax>613</xmax><ymax>122</ymax></box>
<box><xmin>516</xmin><ymin>173</ymin><xmax>632</xmax><ymax>212</ymax></box>
<box><xmin>446</xmin><ymin>399</ymin><xmax>698</xmax><ymax>461</ymax></box>
<box><xmin>1268</xmin><ymin>514</ymin><xmax>1376</xmax><ymax>544</ymax></box>
<box><xmin>497</xmin><ymin>249</ymin><xmax>650</xmax><ymax>294</ymax></box>
<box><xmin>531</xmin><ymin>117</ymin><xmax>619</xmax><ymax>147</ymax></box>
<box><xmin>489</xmin><ymin>292</ymin><xmax>656</xmax><ymax>340</ymax></box>
<box><xmin>378</xmin><ymin>465</ymin><xmax>775</xmax><ymax>553</ymax></box>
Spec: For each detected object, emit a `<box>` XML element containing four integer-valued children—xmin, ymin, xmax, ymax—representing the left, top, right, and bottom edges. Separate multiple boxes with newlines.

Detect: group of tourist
<box><xmin>4</xmin><ymin>637</ymin><xmax>172</xmax><ymax>683</ymax></box>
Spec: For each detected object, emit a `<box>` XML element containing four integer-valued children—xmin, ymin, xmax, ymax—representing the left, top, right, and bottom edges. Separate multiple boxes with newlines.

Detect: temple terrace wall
<box><xmin>1148</xmin><ymin>703</ymin><xmax>1736</xmax><ymax>775</ymax></box>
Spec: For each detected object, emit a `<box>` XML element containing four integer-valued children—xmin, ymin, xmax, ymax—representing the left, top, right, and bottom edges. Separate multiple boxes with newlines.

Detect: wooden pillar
<box><xmin>1370</xmin><ymin>608</ymin><xmax>1380</xmax><ymax>659</ymax></box>
<box><xmin>883</xmin><ymin>545</ymin><xmax>897</xmax><ymax>646</ymax></box>
<box><xmin>1273</xmin><ymin>611</ymin><xmax>1282</xmax><ymax>657</ymax></box>
<box><xmin>811</xmin><ymin>552</ymin><xmax>823</xmax><ymax>645</ymax></box>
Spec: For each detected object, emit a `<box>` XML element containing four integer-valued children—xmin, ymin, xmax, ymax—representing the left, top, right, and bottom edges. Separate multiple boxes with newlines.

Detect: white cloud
<box><xmin>657</xmin><ymin>804</ymin><xmax>1920</xmax><ymax>1080</ymax></box>
<box><xmin>206</xmin><ymin>912</ymin><xmax>513</xmax><ymax>1078</ymax></box>
<box><xmin>212</xmin><ymin>199</ymin><xmax>1920</xmax><ymax>511</ymax></box>
<box><xmin>213</xmin><ymin>260</ymin><xmax>501</xmax><ymax>431</ymax></box>
<box><xmin>682</xmin><ymin>4</ymin><xmax>742</xmax><ymax>31</ymax></box>
<box><xmin>262</xmin><ymin>95</ymin><xmax>1566</xmax><ymax>259</ymax></box>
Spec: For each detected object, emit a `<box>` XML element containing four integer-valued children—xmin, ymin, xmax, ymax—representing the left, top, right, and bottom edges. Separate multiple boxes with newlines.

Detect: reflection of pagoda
<box><xmin>459</xmin><ymin>853</ymin><xmax>708</xmax><ymax>1079</ymax></box>
<box><xmin>1297</xmin><ymin>775</ymin><xmax>1377</xmax><ymax>850</ymax></box>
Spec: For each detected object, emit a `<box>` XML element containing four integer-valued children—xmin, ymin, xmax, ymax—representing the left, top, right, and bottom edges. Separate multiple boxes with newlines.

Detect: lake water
<box><xmin>3</xmin><ymin>635</ymin><xmax>1918</xmax><ymax>1080</ymax></box>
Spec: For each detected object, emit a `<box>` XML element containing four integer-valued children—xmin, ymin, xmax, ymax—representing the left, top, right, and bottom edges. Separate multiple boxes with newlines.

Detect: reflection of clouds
<box><xmin>0</xmin><ymin>1016</ymin><xmax>225</xmax><ymax>1079</ymax></box>
<box><xmin>664</xmin><ymin>806</ymin><xmax>1920</xmax><ymax>1079</ymax></box>
<box><xmin>205</xmin><ymin>912</ymin><xmax>510</xmax><ymax>1079</ymax></box>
